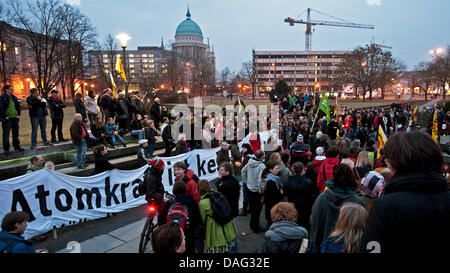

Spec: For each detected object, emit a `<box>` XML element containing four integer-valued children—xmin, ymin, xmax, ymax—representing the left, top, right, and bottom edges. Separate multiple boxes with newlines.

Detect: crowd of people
<box><xmin>1</xmin><ymin>89</ymin><xmax>450</xmax><ymax>254</ymax></box>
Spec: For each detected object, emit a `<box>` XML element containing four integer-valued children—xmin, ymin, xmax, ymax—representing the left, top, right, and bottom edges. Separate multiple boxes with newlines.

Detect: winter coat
<box><xmin>320</xmin><ymin>236</ymin><xmax>345</xmax><ymax>253</ymax></box>
<box><xmin>144</xmin><ymin>167</ymin><xmax>165</xmax><ymax>202</ymax></box>
<box><xmin>278</xmin><ymin>165</ymin><xmax>293</xmax><ymax>188</ymax></box>
<box><xmin>47</xmin><ymin>96</ymin><xmax>66</xmax><ymax>118</ymax></box>
<box><xmin>26</xmin><ymin>96</ymin><xmax>47</xmax><ymax>118</ymax></box>
<box><xmin>199</xmin><ymin>192</ymin><xmax>237</xmax><ymax>253</ymax></box>
<box><xmin>216</xmin><ymin>148</ymin><xmax>230</xmax><ymax>167</ymax></box>
<box><xmin>177</xmin><ymin>169</ymin><xmax>201</xmax><ymax>204</ymax></box>
<box><xmin>137</xmin><ymin>147</ymin><xmax>151</xmax><ymax>168</ymax></box>
<box><xmin>100</xmin><ymin>95</ymin><xmax>116</xmax><ymax>115</ymax></box>
<box><xmin>312</xmin><ymin>156</ymin><xmax>326</xmax><ymax>174</ymax></box>
<box><xmin>229</xmin><ymin>144</ymin><xmax>242</xmax><ymax>176</ymax></box>
<box><xmin>160</xmin><ymin>193</ymin><xmax>202</xmax><ymax>253</ymax></box>
<box><xmin>150</xmin><ymin>102</ymin><xmax>161</xmax><ymax>123</ymax></box>
<box><xmin>70</xmin><ymin>120</ymin><xmax>88</xmax><ymax>145</ymax></box>
<box><xmin>290</xmin><ymin>142</ymin><xmax>312</xmax><ymax>166</ymax></box>
<box><xmin>263</xmin><ymin>173</ymin><xmax>282</xmax><ymax>209</ymax></box>
<box><xmin>257</xmin><ymin>221</ymin><xmax>308</xmax><ymax>253</ymax></box>
<box><xmin>241</xmin><ymin>158</ymin><xmax>266</xmax><ymax>193</ymax></box>
<box><xmin>0</xmin><ymin>232</ymin><xmax>35</xmax><ymax>253</ymax></box>
<box><xmin>175</xmin><ymin>140</ymin><xmax>188</xmax><ymax>155</ymax></box>
<box><xmin>26</xmin><ymin>164</ymin><xmax>43</xmax><ymax>174</ymax></box>
<box><xmin>358</xmin><ymin>172</ymin><xmax>450</xmax><ymax>253</ymax></box>
<box><xmin>105</xmin><ymin>124</ymin><xmax>119</xmax><ymax>136</ymax></box>
<box><xmin>354</xmin><ymin>164</ymin><xmax>372</xmax><ymax>180</ymax></box>
<box><xmin>283</xmin><ymin>175</ymin><xmax>314</xmax><ymax>230</ymax></box>
<box><xmin>0</xmin><ymin>93</ymin><xmax>21</xmax><ymax>121</ymax></box>
<box><xmin>94</xmin><ymin>155</ymin><xmax>114</xmax><ymax>174</ymax></box>
<box><xmin>117</xmin><ymin>99</ymin><xmax>129</xmax><ymax>120</ymax></box>
<box><xmin>145</xmin><ymin>127</ymin><xmax>157</xmax><ymax>144</ymax></box>
<box><xmin>249</xmin><ymin>134</ymin><xmax>261</xmax><ymax>153</ymax></box>
<box><xmin>217</xmin><ymin>174</ymin><xmax>240</xmax><ymax>218</ymax></box>
<box><xmin>316</xmin><ymin>157</ymin><xmax>341</xmax><ymax>193</ymax></box>
<box><xmin>84</xmin><ymin>96</ymin><xmax>98</xmax><ymax>115</ymax></box>
<box><xmin>74</xmin><ymin>99</ymin><xmax>87</xmax><ymax>120</ymax></box>
<box><xmin>308</xmin><ymin>186</ymin><xmax>363</xmax><ymax>253</ymax></box>
<box><xmin>161</xmin><ymin>123</ymin><xmax>173</xmax><ymax>144</ymax></box>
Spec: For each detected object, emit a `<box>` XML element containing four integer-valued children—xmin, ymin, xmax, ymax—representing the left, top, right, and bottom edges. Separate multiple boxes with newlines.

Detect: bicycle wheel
<box><xmin>138</xmin><ymin>217</ymin><xmax>155</xmax><ymax>253</ymax></box>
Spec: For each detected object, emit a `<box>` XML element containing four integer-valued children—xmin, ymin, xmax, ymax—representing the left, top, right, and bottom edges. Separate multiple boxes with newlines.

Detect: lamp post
<box><xmin>116</xmin><ymin>33</ymin><xmax>131</xmax><ymax>98</ymax></box>
<box><xmin>271</xmin><ymin>62</ymin><xmax>276</xmax><ymax>91</ymax></box>
<box><xmin>429</xmin><ymin>48</ymin><xmax>444</xmax><ymax>62</ymax></box>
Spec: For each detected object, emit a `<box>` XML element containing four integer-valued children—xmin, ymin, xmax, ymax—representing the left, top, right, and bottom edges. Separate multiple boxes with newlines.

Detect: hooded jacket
<box><xmin>308</xmin><ymin>186</ymin><xmax>363</xmax><ymax>253</ymax></box>
<box><xmin>358</xmin><ymin>172</ymin><xmax>450</xmax><ymax>253</ymax></box>
<box><xmin>241</xmin><ymin>157</ymin><xmax>265</xmax><ymax>193</ymax></box>
<box><xmin>0</xmin><ymin>232</ymin><xmax>35</xmax><ymax>253</ymax></box>
<box><xmin>178</xmin><ymin>169</ymin><xmax>201</xmax><ymax>204</ymax></box>
<box><xmin>217</xmin><ymin>174</ymin><xmax>240</xmax><ymax>218</ymax></box>
<box><xmin>144</xmin><ymin>167</ymin><xmax>165</xmax><ymax>202</ymax></box>
<box><xmin>316</xmin><ymin>157</ymin><xmax>341</xmax><ymax>193</ymax></box>
<box><xmin>257</xmin><ymin>221</ymin><xmax>308</xmax><ymax>253</ymax></box>
<box><xmin>216</xmin><ymin>148</ymin><xmax>230</xmax><ymax>167</ymax></box>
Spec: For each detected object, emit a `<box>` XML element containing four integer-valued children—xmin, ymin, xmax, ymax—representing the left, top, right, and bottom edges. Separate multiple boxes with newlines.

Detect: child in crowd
<box><xmin>105</xmin><ymin>117</ymin><xmax>126</xmax><ymax>148</ymax></box>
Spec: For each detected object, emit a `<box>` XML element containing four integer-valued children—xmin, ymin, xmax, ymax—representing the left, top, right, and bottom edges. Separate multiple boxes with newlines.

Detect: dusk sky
<box><xmin>69</xmin><ymin>0</ymin><xmax>449</xmax><ymax>73</ymax></box>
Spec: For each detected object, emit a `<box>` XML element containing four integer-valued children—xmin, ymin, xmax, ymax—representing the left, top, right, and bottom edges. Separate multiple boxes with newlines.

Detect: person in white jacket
<box><xmin>241</xmin><ymin>149</ymin><xmax>266</xmax><ymax>233</ymax></box>
<box><xmin>84</xmin><ymin>90</ymin><xmax>99</xmax><ymax>125</ymax></box>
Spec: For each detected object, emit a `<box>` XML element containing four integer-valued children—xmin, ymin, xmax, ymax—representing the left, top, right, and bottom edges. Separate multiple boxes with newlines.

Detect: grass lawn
<box><xmin>1</xmin><ymin>106</ymin><xmax>76</xmax><ymax>148</ymax></box>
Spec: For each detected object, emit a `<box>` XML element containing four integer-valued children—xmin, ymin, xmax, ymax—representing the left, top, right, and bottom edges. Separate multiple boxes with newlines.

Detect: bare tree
<box><xmin>241</xmin><ymin>60</ymin><xmax>258</xmax><ymax>99</ymax></box>
<box><xmin>9</xmin><ymin>0</ymin><xmax>65</xmax><ymax>98</ymax></box>
<box><xmin>191</xmin><ymin>56</ymin><xmax>214</xmax><ymax>97</ymax></box>
<box><xmin>416</xmin><ymin>61</ymin><xmax>434</xmax><ymax>101</ymax></box>
<box><xmin>430</xmin><ymin>45</ymin><xmax>450</xmax><ymax>100</ymax></box>
<box><xmin>0</xmin><ymin>4</ymin><xmax>15</xmax><ymax>85</ymax></box>
<box><xmin>165</xmin><ymin>50</ymin><xmax>183</xmax><ymax>92</ymax></box>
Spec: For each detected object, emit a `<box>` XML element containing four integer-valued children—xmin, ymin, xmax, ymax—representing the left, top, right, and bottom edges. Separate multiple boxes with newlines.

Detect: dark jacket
<box><xmin>145</xmin><ymin>127</ymin><xmax>157</xmax><ymax>144</ymax></box>
<box><xmin>117</xmin><ymin>98</ymin><xmax>129</xmax><ymax>120</ymax></box>
<box><xmin>95</xmin><ymin>155</ymin><xmax>115</xmax><ymax>174</ymax></box>
<box><xmin>145</xmin><ymin>167</ymin><xmax>165</xmax><ymax>202</ymax></box>
<box><xmin>161</xmin><ymin>123</ymin><xmax>173</xmax><ymax>144</ymax></box>
<box><xmin>308</xmin><ymin>186</ymin><xmax>364</xmax><ymax>253</ymax></box>
<box><xmin>358</xmin><ymin>172</ymin><xmax>450</xmax><ymax>253</ymax></box>
<box><xmin>0</xmin><ymin>232</ymin><xmax>35</xmax><ymax>253</ymax></box>
<box><xmin>160</xmin><ymin>193</ymin><xmax>202</xmax><ymax>253</ymax></box>
<box><xmin>75</xmin><ymin>99</ymin><xmax>87</xmax><ymax>120</ymax></box>
<box><xmin>283</xmin><ymin>175</ymin><xmax>314</xmax><ymax>230</ymax></box>
<box><xmin>26</xmin><ymin>96</ymin><xmax>47</xmax><ymax>118</ymax></box>
<box><xmin>150</xmin><ymin>102</ymin><xmax>161</xmax><ymax>123</ymax></box>
<box><xmin>0</xmin><ymin>93</ymin><xmax>21</xmax><ymax>121</ymax></box>
<box><xmin>257</xmin><ymin>221</ymin><xmax>308</xmax><ymax>253</ymax></box>
<box><xmin>216</xmin><ymin>148</ymin><xmax>230</xmax><ymax>167</ymax></box>
<box><xmin>263</xmin><ymin>174</ymin><xmax>283</xmax><ymax>209</ymax></box>
<box><xmin>70</xmin><ymin>120</ymin><xmax>88</xmax><ymax>145</ymax></box>
<box><xmin>354</xmin><ymin>164</ymin><xmax>372</xmax><ymax>180</ymax></box>
<box><xmin>320</xmin><ymin>236</ymin><xmax>345</xmax><ymax>253</ymax></box>
<box><xmin>100</xmin><ymin>95</ymin><xmax>116</xmax><ymax>115</ymax></box>
<box><xmin>47</xmin><ymin>96</ymin><xmax>66</xmax><ymax>118</ymax></box>
<box><xmin>137</xmin><ymin>147</ymin><xmax>151</xmax><ymax>168</ymax></box>
<box><xmin>217</xmin><ymin>174</ymin><xmax>240</xmax><ymax>218</ymax></box>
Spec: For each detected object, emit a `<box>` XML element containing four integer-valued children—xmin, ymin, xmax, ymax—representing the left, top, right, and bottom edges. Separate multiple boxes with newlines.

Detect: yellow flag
<box><xmin>413</xmin><ymin>105</ymin><xmax>418</xmax><ymax>123</ymax></box>
<box><xmin>115</xmin><ymin>55</ymin><xmax>127</xmax><ymax>83</ymax></box>
<box><xmin>432</xmin><ymin>111</ymin><xmax>438</xmax><ymax>143</ymax></box>
<box><xmin>377</xmin><ymin>126</ymin><xmax>387</xmax><ymax>159</ymax></box>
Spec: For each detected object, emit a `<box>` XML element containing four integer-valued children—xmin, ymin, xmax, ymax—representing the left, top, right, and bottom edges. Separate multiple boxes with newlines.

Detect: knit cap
<box><xmin>149</xmin><ymin>157</ymin><xmax>165</xmax><ymax>171</ymax></box>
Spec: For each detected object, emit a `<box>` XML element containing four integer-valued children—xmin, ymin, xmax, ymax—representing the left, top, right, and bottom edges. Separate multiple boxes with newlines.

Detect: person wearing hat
<box><xmin>312</xmin><ymin>147</ymin><xmax>326</xmax><ymax>174</ymax></box>
<box><xmin>144</xmin><ymin>158</ymin><xmax>166</xmax><ymax>225</ymax></box>
<box><xmin>216</xmin><ymin>141</ymin><xmax>231</xmax><ymax>167</ymax></box>
<box><xmin>290</xmin><ymin>134</ymin><xmax>312</xmax><ymax>167</ymax></box>
<box><xmin>47</xmin><ymin>89</ymin><xmax>66</xmax><ymax>143</ymax></box>
<box><xmin>137</xmin><ymin>139</ymin><xmax>151</xmax><ymax>168</ymax></box>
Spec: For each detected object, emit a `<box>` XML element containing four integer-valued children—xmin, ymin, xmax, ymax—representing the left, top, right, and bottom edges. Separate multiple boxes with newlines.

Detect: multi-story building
<box><xmin>253</xmin><ymin>50</ymin><xmax>348</xmax><ymax>94</ymax></box>
<box><xmin>0</xmin><ymin>21</ymin><xmax>78</xmax><ymax>100</ymax></box>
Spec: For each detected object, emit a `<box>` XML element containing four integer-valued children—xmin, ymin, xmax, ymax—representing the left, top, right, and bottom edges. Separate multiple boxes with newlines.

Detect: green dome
<box><xmin>175</xmin><ymin>8</ymin><xmax>203</xmax><ymax>37</ymax></box>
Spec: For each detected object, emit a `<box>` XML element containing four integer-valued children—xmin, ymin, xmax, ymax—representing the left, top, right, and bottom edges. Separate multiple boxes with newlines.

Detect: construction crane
<box><xmin>285</xmin><ymin>8</ymin><xmax>375</xmax><ymax>51</ymax></box>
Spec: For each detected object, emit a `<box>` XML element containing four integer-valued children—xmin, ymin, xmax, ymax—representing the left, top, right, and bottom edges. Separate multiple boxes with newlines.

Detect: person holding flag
<box><xmin>376</xmin><ymin>124</ymin><xmax>387</xmax><ymax>159</ymax></box>
<box><xmin>432</xmin><ymin>110</ymin><xmax>439</xmax><ymax>144</ymax></box>
<box><xmin>310</xmin><ymin>91</ymin><xmax>330</xmax><ymax>134</ymax></box>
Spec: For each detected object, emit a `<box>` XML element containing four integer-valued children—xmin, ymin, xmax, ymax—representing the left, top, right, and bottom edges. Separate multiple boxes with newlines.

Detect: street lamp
<box><xmin>116</xmin><ymin>33</ymin><xmax>131</xmax><ymax>98</ymax></box>
<box><xmin>429</xmin><ymin>48</ymin><xmax>444</xmax><ymax>62</ymax></box>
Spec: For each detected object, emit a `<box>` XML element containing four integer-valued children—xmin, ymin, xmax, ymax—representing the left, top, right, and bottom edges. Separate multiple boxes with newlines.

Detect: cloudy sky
<box><xmin>69</xmin><ymin>0</ymin><xmax>449</xmax><ymax>73</ymax></box>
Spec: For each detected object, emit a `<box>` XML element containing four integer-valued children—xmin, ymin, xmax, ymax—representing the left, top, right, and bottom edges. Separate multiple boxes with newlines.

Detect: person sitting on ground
<box><xmin>308</xmin><ymin>164</ymin><xmax>364</xmax><ymax>253</ymax></box>
<box><xmin>137</xmin><ymin>139</ymin><xmax>152</xmax><ymax>168</ymax></box>
<box><xmin>92</xmin><ymin>116</ymin><xmax>114</xmax><ymax>148</ymax></box>
<box><xmin>83</xmin><ymin>119</ymin><xmax>109</xmax><ymax>150</ymax></box>
<box><xmin>129</xmin><ymin>113</ymin><xmax>145</xmax><ymax>140</ymax></box>
<box><xmin>105</xmin><ymin>117</ymin><xmax>126</xmax><ymax>148</ymax></box>
<box><xmin>217</xmin><ymin>162</ymin><xmax>241</xmax><ymax>219</ymax></box>
<box><xmin>0</xmin><ymin>211</ymin><xmax>48</xmax><ymax>253</ymax></box>
<box><xmin>159</xmin><ymin>181</ymin><xmax>201</xmax><ymax>254</ymax></box>
<box><xmin>173</xmin><ymin>162</ymin><xmax>201</xmax><ymax>203</ymax></box>
<box><xmin>257</xmin><ymin>202</ymin><xmax>308</xmax><ymax>253</ymax></box>
<box><xmin>283</xmin><ymin>162</ymin><xmax>314</xmax><ymax>231</ymax></box>
<box><xmin>26</xmin><ymin>155</ymin><xmax>44</xmax><ymax>174</ymax></box>
<box><xmin>94</xmin><ymin>144</ymin><xmax>115</xmax><ymax>174</ymax></box>
<box><xmin>151</xmin><ymin>222</ymin><xmax>186</xmax><ymax>253</ymax></box>
<box><xmin>197</xmin><ymin>179</ymin><xmax>238</xmax><ymax>253</ymax></box>
<box><xmin>320</xmin><ymin>202</ymin><xmax>368</xmax><ymax>253</ymax></box>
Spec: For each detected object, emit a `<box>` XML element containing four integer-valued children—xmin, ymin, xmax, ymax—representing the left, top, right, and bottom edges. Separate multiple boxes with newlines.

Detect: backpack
<box><xmin>166</xmin><ymin>201</ymin><xmax>190</xmax><ymax>232</ymax></box>
<box><xmin>291</xmin><ymin>142</ymin><xmax>307</xmax><ymax>157</ymax></box>
<box><xmin>206</xmin><ymin>191</ymin><xmax>233</xmax><ymax>226</ymax></box>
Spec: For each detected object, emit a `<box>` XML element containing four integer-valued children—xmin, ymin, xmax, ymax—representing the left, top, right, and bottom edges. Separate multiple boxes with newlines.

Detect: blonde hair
<box><xmin>269</xmin><ymin>152</ymin><xmax>283</xmax><ymax>166</ymax></box>
<box><xmin>356</xmin><ymin>151</ymin><xmax>371</xmax><ymax>168</ymax></box>
<box><xmin>328</xmin><ymin>203</ymin><xmax>368</xmax><ymax>253</ymax></box>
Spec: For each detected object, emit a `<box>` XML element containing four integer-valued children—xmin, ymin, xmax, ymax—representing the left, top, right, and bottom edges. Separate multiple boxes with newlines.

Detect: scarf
<box><xmin>264</xmin><ymin>173</ymin><xmax>279</xmax><ymax>191</ymax></box>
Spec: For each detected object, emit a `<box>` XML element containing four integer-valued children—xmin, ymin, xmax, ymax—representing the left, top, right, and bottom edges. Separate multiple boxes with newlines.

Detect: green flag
<box><xmin>319</xmin><ymin>92</ymin><xmax>330</xmax><ymax>125</ymax></box>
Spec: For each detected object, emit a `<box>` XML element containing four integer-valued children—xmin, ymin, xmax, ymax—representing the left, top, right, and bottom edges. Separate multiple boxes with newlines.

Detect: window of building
<box><xmin>149</xmin><ymin>59</ymin><xmax>154</xmax><ymax>63</ymax></box>
<box><xmin>129</xmin><ymin>59</ymin><xmax>135</xmax><ymax>63</ymax></box>
<box><xmin>103</xmin><ymin>59</ymin><xmax>108</xmax><ymax>63</ymax></box>
<box><xmin>149</xmin><ymin>64</ymin><xmax>155</xmax><ymax>68</ymax></box>
<box><xmin>130</xmin><ymin>70</ymin><xmax>135</xmax><ymax>73</ymax></box>
<box><xmin>14</xmin><ymin>47</ymin><xmax>20</xmax><ymax>55</ymax></box>
<box><xmin>104</xmin><ymin>65</ymin><xmax>109</xmax><ymax>68</ymax></box>
<box><xmin>129</xmin><ymin>65</ymin><xmax>135</xmax><ymax>68</ymax></box>
<box><xmin>142</xmin><ymin>59</ymin><xmax>148</xmax><ymax>63</ymax></box>
<box><xmin>128</xmin><ymin>54</ymin><xmax>134</xmax><ymax>58</ymax></box>
<box><xmin>142</xmin><ymin>54</ymin><xmax>147</xmax><ymax>58</ymax></box>
<box><xmin>103</xmin><ymin>54</ymin><xmax>108</xmax><ymax>57</ymax></box>
<box><xmin>149</xmin><ymin>54</ymin><xmax>154</xmax><ymax>58</ymax></box>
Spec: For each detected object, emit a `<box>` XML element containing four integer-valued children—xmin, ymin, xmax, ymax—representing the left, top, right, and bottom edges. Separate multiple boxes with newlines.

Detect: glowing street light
<box><xmin>361</xmin><ymin>61</ymin><xmax>366</xmax><ymax>67</ymax></box>
<box><xmin>116</xmin><ymin>33</ymin><xmax>131</xmax><ymax>98</ymax></box>
<box><xmin>429</xmin><ymin>47</ymin><xmax>444</xmax><ymax>62</ymax></box>
<box><xmin>116</xmin><ymin>33</ymin><xmax>131</xmax><ymax>48</ymax></box>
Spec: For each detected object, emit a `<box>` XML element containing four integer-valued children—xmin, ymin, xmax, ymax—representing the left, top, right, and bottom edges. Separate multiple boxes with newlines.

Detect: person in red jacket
<box><xmin>249</xmin><ymin>130</ymin><xmax>261</xmax><ymax>154</ymax></box>
<box><xmin>173</xmin><ymin>161</ymin><xmax>201</xmax><ymax>203</ymax></box>
<box><xmin>312</xmin><ymin>147</ymin><xmax>326</xmax><ymax>174</ymax></box>
<box><xmin>316</xmin><ymin>146</ymin><xmax>341</xmax><ymax>193</ymax></box>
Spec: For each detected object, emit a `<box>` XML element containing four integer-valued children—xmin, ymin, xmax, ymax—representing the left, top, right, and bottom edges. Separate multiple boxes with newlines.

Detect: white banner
<box><xmin>0</xmin><ymin>130</ymin><xmax>276</xmax><ymax>239</ymax></box>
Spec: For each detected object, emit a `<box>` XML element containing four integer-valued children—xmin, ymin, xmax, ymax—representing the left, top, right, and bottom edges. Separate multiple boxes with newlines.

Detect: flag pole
<box><xmin>310</xmin><ymin>94</ymin><xmax>322</xmax><ymax>134</ymax></box>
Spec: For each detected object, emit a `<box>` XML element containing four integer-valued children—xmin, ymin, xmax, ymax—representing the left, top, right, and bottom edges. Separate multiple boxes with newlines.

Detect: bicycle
<box><xmin>138</xmin><ymin>191</ymin><xmax>175</xmax><ymax>253</ymax></box>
